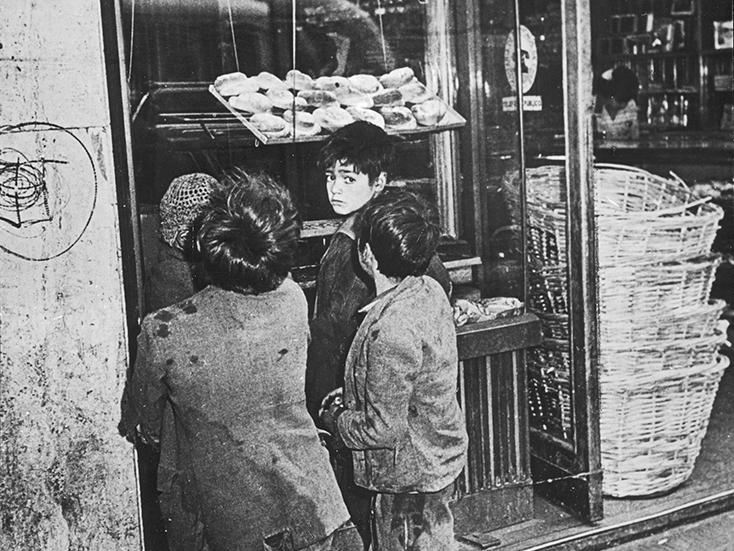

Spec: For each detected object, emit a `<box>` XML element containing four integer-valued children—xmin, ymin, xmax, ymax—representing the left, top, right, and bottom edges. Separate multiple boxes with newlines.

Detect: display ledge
<box><xmin>209</xmin><ymin>85</ymin><xmax>466</xmax><ymax>145</ymax></box>
<box><xmin>456</xmin><ymin>313</ymin><xmax>542</xmax><ymax>359</ymax></box>
<box><xmin>596</xmin><ymin>131</ymin><xmax>734</xmax><ymax>151</ymax></box>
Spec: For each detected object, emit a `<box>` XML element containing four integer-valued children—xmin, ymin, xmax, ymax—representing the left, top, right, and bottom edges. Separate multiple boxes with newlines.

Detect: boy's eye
<box><xmin>345</xmin><ymin>177</ymin><xmax>356</xmax><ymax>185</ymax></box>
<box><xmin>325</xmin><ymin>173</ymin><xmax>335</xmax><ymax>182</ymax></box>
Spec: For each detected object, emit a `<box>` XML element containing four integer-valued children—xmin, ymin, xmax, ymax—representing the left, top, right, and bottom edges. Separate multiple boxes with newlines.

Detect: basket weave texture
<box><xmin>524</xmin><ymin>164</ymin><xmax>729</xmax><ymax>497</ymax></box>
<box><xmin>526</xmin><ymin>164</ymin><xmax>724</xmax><ymax>267</ymax></box>
<box><xmin>600</xmin><ymin>355</ymin><xmax>729</xmax><ymax>497</ymax></box>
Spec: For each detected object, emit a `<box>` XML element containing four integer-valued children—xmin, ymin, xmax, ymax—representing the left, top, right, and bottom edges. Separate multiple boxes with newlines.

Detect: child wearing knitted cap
<box><xmin>146</xmin><ymin>172</ymin><xmax>218</xmax><ymax>313</ymax></box>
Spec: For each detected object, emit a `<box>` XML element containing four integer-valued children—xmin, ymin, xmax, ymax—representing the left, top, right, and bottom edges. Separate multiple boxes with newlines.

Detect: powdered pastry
<box><xmin>371</xmin><ymin>88</ymin><xmax>404</xmax><ymax>108</ymax></box>
<box><xmin>348</xmin><ymin>74</ymin><xmax>382</xmax><ymax>94</ymax></box>
<box><xmin>249</xmin><ymin>112</ymin><xmax>290</xmax><ymax>138</ymax></box>
<box><xmin>399</xmin><ymin>80</ymin><xmax>435</xmax><ymax>104</ymax></box>
<box><xmin>379</xmin><ymin>106</ymin><xmax>417</xmax><ymax>130</ymax></box>
<box><xmin>345</xmin><ymin>107</ymin><xmax>385</xmax><ymax>129</ymax></box>
<box><xmin>228</xmin><ymin>92</ymin><xmax>273</xmax><ymax>113</ymax></box>
<box><xmin>313</xmin><ymin>106</ymin><xmax>355</xmax><ymax>133</ymax></box>
<box><xmin>411</xmin><ymin>98</ymin><xmax>448</xmax><ymax>126</ymax></box>
<box><xmin>214</xmin><ymin>72</ymin><xmax>258</xmax><ymax>96</ymax></box>
<box><xmin>284</xmin><ymin>69</ymin><xmax>314</xmax><ymax>91</ymax></box>
<box><xmin>297</xmin><ymin>89</ymin><xmax>340</xmax><ymax>109</ymax></box>
<box><xmin>379</xmin><ymin>67</ymin><xmax>415</xmax><ymax>89</ymax></box>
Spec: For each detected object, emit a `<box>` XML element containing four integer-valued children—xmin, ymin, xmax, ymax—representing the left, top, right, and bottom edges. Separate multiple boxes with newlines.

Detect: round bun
<box><xmin>297</xmin><ymin>89</ymin><xmax>340</xmax><ymax>109</ymax></box>
<box><xmin>314</xmin><ymin>75</ymin><xmax>351</xmax><ymax>92</ymax></box>
<box><xmin>335</xmin><ymin>86</ymin><xmax>374</xmax><ymax>109</ymax></box>
<box><xmin>254</xmin><ymin>71</ymin><xmax>287</xmax><ymax>91</ymax></box>
<box><xmin>399</xmin><ymin>80</ymin><xmax>435</xmax><ymax>104</ymax></box>
<box><xmin>371</xmin><ymin>88</ymin><xmax>404</xmax><ymax>108</ymax></box>
<box><xmin>228</xmin><ymin>92</ymin><xmax>273</xmax><ymax>114</ymax></box>
<box><xmin>283</xmin><ymin>109</ymin><xmax>322</xmax><ymax>137</ymax></box>
<box><xmin>214</xmin><ymin>72</ymin><xmax>258</xmax><ymax>96</ymax></box>
<box><xmin>345</xmin><ymin>107</ymin><xmax>385</xmax><ymax>130</ymax></box>
<box><xmin>379</xmin><ymin>67</ymin><xmax>415</xmax><ymax>89</ymax></box>
<box><xmin>266</xmin><ymin>87</ymin><xmax>307</xmax><ymax>111</ymax></box>
<box><xmin>249</xmin><ymin>113</ymin><xmax>290</xmax><ymax>138</ymax></box>
<box><xmin>348</xmin><ymin>74</ymin><xmax>382</xmax><ymax>94</ymax></box>
<box><xmin>379</xmin><ymin>106</ymin><xmax>417</xmax><ymax>131</ymax></box>
<box><xmin>313</xmin><ymin>106</ymin><xmax>355</xmax><ymax>133</ymax></box>
<box><xmin>411</xmin><ymin>98</ymin><xmax>448</xmax><ymax>126</ymax></box>
<box><xmin>284</xmin><ymin>69</ymin><xmax>314</xmax><ymax>91</ymax></box>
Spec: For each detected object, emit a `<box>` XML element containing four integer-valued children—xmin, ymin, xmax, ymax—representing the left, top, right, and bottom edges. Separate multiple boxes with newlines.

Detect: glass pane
<box><xmin>518</xmin><ymin>0</ymin><xmax>574</xmax><ymax>446</ymax></box>
<box><xmin>121</xmin><ymin>0</ymin><xmax>460</xmax><ymax>224</ymax></box>
<box><xmin>120</xmin><ymin>0</ymin><xmax>469</xmax><ymax>314</ymax></box>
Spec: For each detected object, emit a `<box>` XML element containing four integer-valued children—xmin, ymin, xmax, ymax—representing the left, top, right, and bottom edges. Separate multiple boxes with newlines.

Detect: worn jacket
<box><xmin>306</xmin><ymin>215</ymin><xmax>451</xmax><ymax>422</ymax></box>
<box><xmin>127</xmin><ymin>279</ymin><xmax>349</xmax><ymax>551</ymax></box>
<box><xmin>336</xmin><ymin>275</ymin><xmax>468</xmax><ymax>493</ymax></box>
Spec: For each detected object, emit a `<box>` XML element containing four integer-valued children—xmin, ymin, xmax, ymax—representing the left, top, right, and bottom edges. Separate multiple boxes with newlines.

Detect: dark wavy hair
<box><xmin>195</xmin><ymin>168</ymin><xmax>300</xmax><ymax>294</ymax></box>
<box><xmin>358</xmin><ymin>189</ymin><xmax>441</xmax><ymax>279</ymax></box>
<box><xmin>317</xmin><ymin>121</ymin><xmax>395</xmax><ymax>182</ymax></box>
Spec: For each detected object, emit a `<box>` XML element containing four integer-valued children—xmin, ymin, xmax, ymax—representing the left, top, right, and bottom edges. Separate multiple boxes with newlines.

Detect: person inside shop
<box><xmin>319</xmin><ymin>189</ymin><xmax>468</xmax><ymax>551</ymax></box>
<box><xmin>594</xmin><ymin>65</ymin><xmax>640</xmax><ymax>141</ymax></box>
<box><xmin>123</xmin><ymin>168</ymin><xmax>353</xmax><ymax>551</ymax></box>
<box><xmin>145</xmin><ymin>172</ymin><xmax>218</xmax><ymax>313</ymax></box>
<box><xmin>305</xmin><ymin>121</ymin><xmax>451</xmax><ymax>549</ymax></box>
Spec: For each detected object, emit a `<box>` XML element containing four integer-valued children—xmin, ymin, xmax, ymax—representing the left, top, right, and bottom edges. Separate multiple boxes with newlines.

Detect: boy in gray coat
<box><xmin>320</xmin><ymin>190</ymin><xmax>468</xmax><ymax>550</ymax></box>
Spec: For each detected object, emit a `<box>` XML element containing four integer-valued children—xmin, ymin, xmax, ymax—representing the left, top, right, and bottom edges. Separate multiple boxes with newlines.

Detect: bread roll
<box><xmin>398</xmin><ymin>80</ymin><xmax>435</xmax><ymax>104</ymax></box>
<box><xmin>254</xmin><ymin>71</ymin><xmax>287</xmax><ymax>91</ymax></box>
<box><xmin>335</xmin><ymin>86</ymin><xmax>374</xmax><ymax>109</ymax></box>
<box><xmin>411</xmin><ymin>98</ymin><xmax>448</xmax><ymax>126</ymax></box>
<box><xmin>348</xmin><ymin>74</ymin><xmax>382</xmax><ymax>94</ymax></box>
<box><xmin>249</xmin><ymin>113</ymin><xmax>290</xmax><ymax>139</ymax></box>
<box><xmin>345</xmin><ymin>107</ymin><xmax>385</xmax><ymax>130</ymax></box>
<box><xmin>228</xmin><ymin>92</ymin><xmax>273</xmax><ymax>114</ymax></box>
<box><xmin>379</xmin><ymin>106</ymin><xmax>417</xmax><ymax>131</ymax></box>
<box><xmin>371</xmin><ymin>88</ymin><xmax>404</xmax><ymax>108</ymax></box>
<box><xmin>314</xmin><ymin>75</ymin><xmax>350</xmax><ymax>92</ymax></box>
<box><xmin>214</xmin><ymin>72</ymin><xmax>258</xmax><ymax>96</ymax></box>
<box><xmin>284</xmin><ymin>69</ymin><xmax>314</xmax><ymax>91</ymax></box>
<box><xmin>313</xmin><ymin>106</ymin><xmax>355</xmax><ymax>133</ymax></box>
<box><xmin>379</xmin><ymin>67</ymin><xmax>415</xmax><ymax>89</ymax></box>
<box><xmin>297</xmin><ymin>89</ymin><xmax>340</xmax><ymax>109</ymax></box>
<box><xmin>283</xmin><ymin>109</ymin><xmax>322</xmax><ymax>137</ymax></box>
<box><xmin>266</xmin><ymin>87</ymin><xmax>307</xmax><ymax>111</ymax></box>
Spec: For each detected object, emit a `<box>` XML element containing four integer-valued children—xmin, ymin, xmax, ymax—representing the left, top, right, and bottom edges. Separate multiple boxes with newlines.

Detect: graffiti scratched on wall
<box><xmin>0</xmin><ymin>122</ymin><xmax>98</xmax><ymax>261</ymax></box>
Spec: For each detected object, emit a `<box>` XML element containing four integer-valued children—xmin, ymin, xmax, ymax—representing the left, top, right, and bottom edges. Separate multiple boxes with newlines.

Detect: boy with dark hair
<box><xmin>320</xmin><ymin>190</ymin><xmax>468</xmax><ymax>551</ymax></box>
<box><xmin>306</xmin><ymin>121</ymin><xmax>451</xmax><ymax>547</ymax></box>
<box><xmin>125</xmin><ymin>170</ymin><xmax>352</xmax><ymax>551</ymax></box>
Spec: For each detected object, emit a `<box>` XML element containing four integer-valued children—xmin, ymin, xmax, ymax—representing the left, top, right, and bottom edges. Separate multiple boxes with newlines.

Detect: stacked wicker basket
<box><xmin>525</xmin><ymin>163</ymin><xmax>729</xmax><ymax>497</ymax></box>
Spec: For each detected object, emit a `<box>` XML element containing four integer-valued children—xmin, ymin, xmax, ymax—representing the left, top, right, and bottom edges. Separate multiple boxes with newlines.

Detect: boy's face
<box><xmin>325</xmin><ymin>160</ymin><xmax>385</xmax><ymax>216</ymax></box>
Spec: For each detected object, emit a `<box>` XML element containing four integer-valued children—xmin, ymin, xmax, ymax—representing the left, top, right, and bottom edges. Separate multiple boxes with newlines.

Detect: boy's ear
<box><xmin>359</xmin><ymin>242</ymin><xmax>379</xmax><ymax>275</ymax></box>
<box><xmin>372</xmin><ymin>172</ymin><xmax>387</xmax><ymax>193</ymax></box>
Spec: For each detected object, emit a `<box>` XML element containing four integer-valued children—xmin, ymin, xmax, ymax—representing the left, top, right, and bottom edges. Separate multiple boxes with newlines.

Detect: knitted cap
<box><xmin>159</xmin><ymin>173</ymin><xmax>217</xmax><ymax>249</ymax></box>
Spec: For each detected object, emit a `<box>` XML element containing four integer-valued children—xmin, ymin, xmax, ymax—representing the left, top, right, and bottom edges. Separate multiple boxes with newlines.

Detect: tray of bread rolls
<box><xmin>209</xmin><ymin>66</ymin><xmax>466</xmax><ymax>144</ymax></box>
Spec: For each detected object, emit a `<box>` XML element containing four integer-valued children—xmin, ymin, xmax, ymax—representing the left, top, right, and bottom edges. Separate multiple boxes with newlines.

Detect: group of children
<box><xmin>122</xmin><ymin>121</ymin><xmax>468</xmax><ymax>551</ymax></box>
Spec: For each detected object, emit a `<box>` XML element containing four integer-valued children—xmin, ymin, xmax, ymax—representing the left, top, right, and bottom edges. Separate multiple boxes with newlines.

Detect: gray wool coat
<box><xmin>128</xmin><ymin>279</ymin><xmax>349</xmax><ymax>551</ymax></box>
<box><xmin>336</xmin><ymin>275</ymin><xmax>468</xmax><ymax>494</ymax></box>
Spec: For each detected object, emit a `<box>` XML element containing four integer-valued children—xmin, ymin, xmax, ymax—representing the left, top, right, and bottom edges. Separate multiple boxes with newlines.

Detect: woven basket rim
<box><xmin>600</xmin><ymin>354</ymin><xmax>730</xmax><ymax>387</ymax></box>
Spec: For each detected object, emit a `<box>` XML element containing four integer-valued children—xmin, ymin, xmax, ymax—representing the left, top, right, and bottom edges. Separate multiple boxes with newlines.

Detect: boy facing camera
<box><xmin>320</xmin><ymin>190</ymin><xmax>468</xmax><ymax>551</ymax></box>
<box><xmin>306</xmin><ymin>121</ymin><xmax>451</xmax><ymax>547</ymax></box>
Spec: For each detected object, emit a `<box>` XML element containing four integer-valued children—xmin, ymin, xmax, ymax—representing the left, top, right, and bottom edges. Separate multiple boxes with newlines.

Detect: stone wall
<box><xmin>0</xmin><ymin>1</ymin><xmax>140</xmax><ymax>549</ymax></box>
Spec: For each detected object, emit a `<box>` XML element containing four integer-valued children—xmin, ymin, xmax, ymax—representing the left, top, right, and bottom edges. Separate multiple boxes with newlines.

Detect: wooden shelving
<box><xmin>593</xmin><ymin>0</ymin><xmax>734</xmax><ymax>131</ymax></box>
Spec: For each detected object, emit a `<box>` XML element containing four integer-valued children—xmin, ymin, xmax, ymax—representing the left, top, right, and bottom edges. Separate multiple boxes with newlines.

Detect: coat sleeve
<box><xmin>128</xmin><ymin>321</ymin><xmax>169</xmax><ymax>446</ymax></box>
<box><xmin>336</xmin><ymin>313</ymin><xmax>419</xmax><ymax>450</ymax></box>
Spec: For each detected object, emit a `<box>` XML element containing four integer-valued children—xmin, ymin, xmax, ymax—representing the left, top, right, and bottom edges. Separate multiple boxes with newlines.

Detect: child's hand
<box><xmin>319</xmin><ymin>387</ymin><xmax>344</xmax><ymax>418</ymax></box>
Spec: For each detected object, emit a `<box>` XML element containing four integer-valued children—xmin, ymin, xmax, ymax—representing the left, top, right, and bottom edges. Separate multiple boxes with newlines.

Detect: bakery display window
<box><xmin>121</xmin><ymin>0</ymin><xmax>478</xmax><ymax>304</ymax></box>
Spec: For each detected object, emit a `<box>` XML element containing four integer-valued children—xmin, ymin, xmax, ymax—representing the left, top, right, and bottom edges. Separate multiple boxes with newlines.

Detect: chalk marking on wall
<box><xmin>0</xmin><ymin>122</ymin><xmax>98</xmax><ymax>261</ymax></box>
